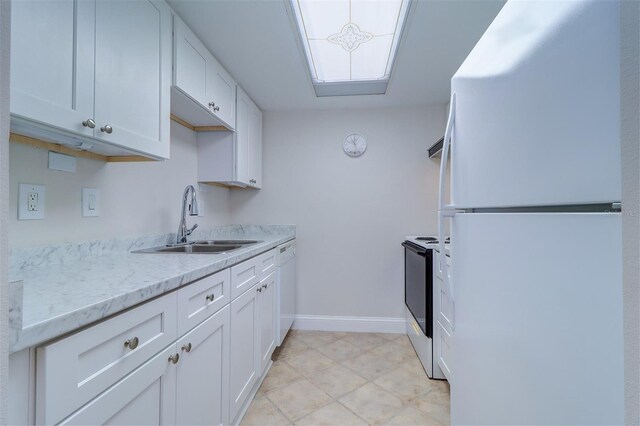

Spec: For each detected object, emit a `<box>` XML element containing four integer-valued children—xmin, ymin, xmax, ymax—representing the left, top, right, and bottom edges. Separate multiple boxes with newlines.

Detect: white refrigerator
<box><xmin>437</xmin><ymin>0</ymin><xmax>624</xmax><ymax>424</ymax></box>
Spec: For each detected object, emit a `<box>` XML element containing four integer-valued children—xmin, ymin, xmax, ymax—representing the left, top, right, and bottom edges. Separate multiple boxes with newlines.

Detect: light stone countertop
<box><xmin>9</xmin><ymin>225</ymin><xmax>295</xmax><ymax>353</ymax></box>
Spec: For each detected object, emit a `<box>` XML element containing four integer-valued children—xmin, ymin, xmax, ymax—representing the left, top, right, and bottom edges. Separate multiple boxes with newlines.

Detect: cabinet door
<box><xmin>10</xmin><ymin>0</ymin><xmax>95</xmax><ymax>136</ymax></box>
<box><xmin>208</xmin><ymin>63</ymin><xmax>236</xmax><ymax>129</ymax></box>
<box><xmin>258</xmin><ymin>271</ymin><xmax>277</xmax><ymax>373</ymax></box>
<box><xmin>94</xmin><ymin>0</ymin><xmax>171</xmax><ymax>159</ymax></box>
<box><xmin>248</xmin><ymin>102</ymin><xmax>263</xmax><ymax>188</ymax></box>
<box><xmin>235</xmin><ymin>88</ymin><xmax>251</xmax><ymax>185</ymax></box>
<box><xmin>60</xmin><ymin>345</ymin><xmax>177</xmax><ymax>425</ymax></box>
<box><xmin>176</xmin><ymin>305</ymin><xmax>231</xmax><ymax>426</ymax></box>
<box><xmin>173</xmin><ymin>16</ymin><xmax>209</xmax><ymax>109</ymax></box>
<box><xmin>229</xmin><ymin>284</ymin><xmax>259</xmax><ymax>421</ymax></box>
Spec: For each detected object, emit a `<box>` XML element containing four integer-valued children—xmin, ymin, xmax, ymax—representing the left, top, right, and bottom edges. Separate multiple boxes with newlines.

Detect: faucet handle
<box><xmin>186</xmin><ymin>223</ymin><xmax>198</xmax><ymax>236</ymax></box>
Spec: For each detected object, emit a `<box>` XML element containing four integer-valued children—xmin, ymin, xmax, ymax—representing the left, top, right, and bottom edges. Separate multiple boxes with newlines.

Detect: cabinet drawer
<box><xmin>177</xmin><ymin>269</ymin><xmax>231</xmax><ymax>335</ymax></box>
<box><xmin>436</xmin><ymin>321</ymin><xmax>451</xmax><ymax>381</ymax></box>
<box><xmin>231</xmin><ymin>257</ymin><xmax>259</xmax><ymax>300</ymax></box>
<box><xmin>256</xmin><ymin>249</ymin><xmax>276</xmax><ymax>281</ymax></box>
<box><xmin>36</xmin><ymin>292</ymin><xmax>177</xmax><ymax>425</ymax></box>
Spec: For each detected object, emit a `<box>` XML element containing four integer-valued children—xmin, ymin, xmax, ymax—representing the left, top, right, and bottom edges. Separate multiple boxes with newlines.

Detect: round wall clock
<box><xmin>343</xmin><ymin>133</ymin><xmax>367</xmax><ymax>157</ymax></box>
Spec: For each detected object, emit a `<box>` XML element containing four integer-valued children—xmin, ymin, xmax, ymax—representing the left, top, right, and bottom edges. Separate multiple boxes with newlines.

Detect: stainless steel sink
<box><xmin>132</xmin><ymin>239</ymin><xmax>262</xmax><ymax>254</ymax></box>
<box><xmin>157</xmin><ymin>244</ymin><xmax>242</xmax><ymax>253</ymax></box>
<box><xmin>192</xmin><ymin>240</ymin><xmax>260</xmax><ymax>246</ymax></box>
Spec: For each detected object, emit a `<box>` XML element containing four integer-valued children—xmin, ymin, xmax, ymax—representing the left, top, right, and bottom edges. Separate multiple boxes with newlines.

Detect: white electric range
<box><xmin>402</xmin><ymin>236</ymin><xmax>449</xmax><ymax>380</ymax></box>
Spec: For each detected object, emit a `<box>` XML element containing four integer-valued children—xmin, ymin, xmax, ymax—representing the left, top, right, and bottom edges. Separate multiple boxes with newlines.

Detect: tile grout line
<box><xmin>249</xmin><ymin>331</ymin><xmax>450</xmax><ymax>425</ymax></box>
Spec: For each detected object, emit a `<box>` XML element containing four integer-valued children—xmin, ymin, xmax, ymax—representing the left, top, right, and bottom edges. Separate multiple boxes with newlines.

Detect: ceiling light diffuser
<box><xmin>290</xmin><ymin>0</ymin><xmax>412</xmax><ymax>97</ymax></box>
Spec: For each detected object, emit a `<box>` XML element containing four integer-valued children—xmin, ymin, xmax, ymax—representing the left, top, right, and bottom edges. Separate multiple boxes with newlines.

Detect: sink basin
<box><xmin>192</xmin><ymin>240</ymin><xmax>261</xmax><ymax>245</ymax></box>
<box><xmin>132</xmin><ymin>239</ymin><xmax>261</xmax><ymax>254</ymax></box>
<box><xmin>157</xmin><ymin>244</ymin><xmax>242</xmax><ymax>253</ymax></box>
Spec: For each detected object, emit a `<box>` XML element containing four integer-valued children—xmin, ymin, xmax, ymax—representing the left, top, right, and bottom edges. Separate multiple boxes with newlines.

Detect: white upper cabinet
<box><xmin>172</xmin><ymin>15</ymin><xmax>236</xmax><ymax>130</ymax></box>
<box><xmin>10</xmin><ymin>0</ymin><xmax>95</xmax><ymax>138</ymax></box>
<box><xmin>248</xmin><ymin>101</ymin><xmax>263</xmax><ymax>189</ymax></box>
<box><xmin>93</xmin><ymin>0</ymin><xmax>171</xmax><ymax>158</ymax></box>
<box><xmin>10</xmin><ymin>0</ymin><xmax>172</xmax><ymax>160</ymax></box>
<box><xmin>208</xmin><ymin>62</ymin><xmax>236</xmax><ymax>128</ymax></box>
<box><xmin>197</xmin><ymin>87</ymin><xmax>262</xmax><ymax>188</ymax></box>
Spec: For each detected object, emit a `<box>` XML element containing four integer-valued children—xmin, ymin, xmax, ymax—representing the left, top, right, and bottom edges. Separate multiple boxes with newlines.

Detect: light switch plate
<box><xmin>18</xmin><ymin>183</ymin><xmax>45</xmax><ymax>220</ymax></box>
<box><xmin>82</xmin><ymin>188</ymin><xmax>100</xmax><ymax>217</ymax></box>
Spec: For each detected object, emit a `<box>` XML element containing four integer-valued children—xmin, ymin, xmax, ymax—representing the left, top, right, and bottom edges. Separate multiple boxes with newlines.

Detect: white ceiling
<box><xmin>168</xmin><ymin>0</ymin><xmax>505</xmax><ymax>111</ymax></box>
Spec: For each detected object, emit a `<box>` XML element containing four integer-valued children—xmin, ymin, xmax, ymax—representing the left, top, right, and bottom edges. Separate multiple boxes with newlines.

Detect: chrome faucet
<box><xmin>177</xmin><ymin>185</ymin><xmax>199</xmax><ymax>244</ymax></box>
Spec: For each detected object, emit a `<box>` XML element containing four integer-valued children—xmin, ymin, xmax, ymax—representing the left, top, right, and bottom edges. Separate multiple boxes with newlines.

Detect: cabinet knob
<box><xmin>100</xmin><ymin>124</ymin><xmax>113</xmax><ymax>134</ymax></box>
<box><xmin>181</xmin><ymin>343</ymin><xmax>192</xmax><ymax>353</ymax></box>
<box><xmin>206</xmin><ymin>293</ymin><xmax>215</xmax><ymax>302</ymax></box>
<box><xmin>262</xmin><ymin>283</ymin><xmax>267</xmax><ymax>289</ymax></box>
<box><xmin>208</xmin><ymin>101</ymin><xmax>215</xmax><ymax>108</ymax></box>
<box><xmin>257</xmin><ymin>287</ymin><xmax>262</xmax><ymax>293</ymax></box>
<box><xmin>124</xmin><ymin>336</ymin><xmax>140</xmax><ymax>350</ymax></box>
<box><xmin>168</xmin><ymin>353</ymin><xmax>180</xmax><ymax>364</ymax></box>
<box><xmin>82</xmin><ymin>119</ymin><xmax>96</xmax><ymax>129</ymax></box>
<box><xmin>250</xmin><ymin>179</ymin><xmax>256</xmax><ymax>184</ymax></box>
<box><xmin>214</xmin><ymin>106</ymin><xmax>220</xmax><ymax>112</ymax></box>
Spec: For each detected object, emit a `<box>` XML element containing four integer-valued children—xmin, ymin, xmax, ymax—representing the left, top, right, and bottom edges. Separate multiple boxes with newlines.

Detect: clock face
<box><xmin>343</xmin><ymin>133</ymin><xmax>367</xmax><ymax>157</ymax></box>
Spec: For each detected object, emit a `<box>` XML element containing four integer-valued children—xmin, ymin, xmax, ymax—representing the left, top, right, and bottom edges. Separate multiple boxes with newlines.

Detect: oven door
<box><xmin>403</xmin><ymin>241</ymin><xmax>433</xmax><ymax>339</ymax></box>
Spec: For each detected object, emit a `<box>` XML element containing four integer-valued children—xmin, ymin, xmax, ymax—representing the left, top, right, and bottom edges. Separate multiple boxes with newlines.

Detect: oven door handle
<box><xmin>401</xmin><ymin>242</ymin><xmax>427</xmax><ymax>257</ymax></box>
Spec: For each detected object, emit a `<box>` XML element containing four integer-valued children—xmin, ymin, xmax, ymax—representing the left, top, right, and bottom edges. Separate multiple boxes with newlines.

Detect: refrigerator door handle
<box><xmin>438</xmin><ymin>92</ymin><xmax>456</xmax><ymax>328</ymax></box>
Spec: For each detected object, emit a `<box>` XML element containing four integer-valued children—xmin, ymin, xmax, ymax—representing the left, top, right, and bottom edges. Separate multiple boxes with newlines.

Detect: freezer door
<box><xmin>450</xmin><ymin>213</ymin><xmax>623</xmax><ymax>425</ymax></box>
<box><xmin>450</xmin><ymin>0</ymin><xmax>620</xmax><ymax>208</ymax></box>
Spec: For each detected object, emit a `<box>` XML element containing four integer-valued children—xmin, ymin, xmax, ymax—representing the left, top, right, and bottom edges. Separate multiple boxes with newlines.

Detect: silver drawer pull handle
<box><xmin>168</xmin><ymin>353</ymin><xmax>180</xmax><ymax>364</ymax></box>
<box><xmin>82</xmin><ymin>119</ymin><xmax>96</xmax><ymax>128</ymax></box>
<box><xmin>262</xmin><ymin>284</ymin><xmax>267</xmax><ymax>289</ymax></box>
<box><xmin>100</xmin><ymin>124</ymin><xmax>113</xmax><ymax>134</ymax></box>
<box><xmin>181</xmin><ymin>343</ymin><xmax>192</xmax><ymax>353</ymax></box>
<box><xmin>214</xmin><ymin>106</ymin><xmax>220</xmax><ymax>112</ymax></box>
<box><xmin>257</xmin><ymin>287</ymin><xmax>262</xmax><ymax>293</ymax></box>
<box><xmin>208</xmin><ymin>101</ymin><xmax>215</xmax><ymax>108</ymax></box>
<box><xmin>206</xmin><ymin>293</ymin><xmax>215</xmax><ymax>302</ymax></box>
<box><xmin>124</xmin><ymin>336</ymin><xmax>139</xmax><ymax>350</ymax></box>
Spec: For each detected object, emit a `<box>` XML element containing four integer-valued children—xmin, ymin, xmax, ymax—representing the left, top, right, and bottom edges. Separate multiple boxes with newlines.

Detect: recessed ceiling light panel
<box><xmin>290</xmin><ymin>0</ymin><xmax>412</xmax><ymax>97</ymax></box>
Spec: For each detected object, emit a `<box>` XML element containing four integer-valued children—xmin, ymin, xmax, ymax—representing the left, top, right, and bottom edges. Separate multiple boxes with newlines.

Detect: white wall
<box><xmin>230</xmin><ymin>106</ymin><xmax>446</xmax><ymax>321</ymax></box>
<box><xmin>0</xmin><ymin>0</ymin><xmax>11</xmax><ymax>422</ymax></box>
<box><xmin>9</xmin><ymin>123</ymin><xmax>232</xmax><ymax>248</ymax></box>
<box><xmin>621</xmin><ymin>0</ymin><xmax>640</xmax><ymax>422</ymax></box>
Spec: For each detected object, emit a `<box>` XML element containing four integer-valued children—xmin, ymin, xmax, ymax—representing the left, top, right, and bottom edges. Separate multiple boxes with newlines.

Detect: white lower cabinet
<box><xmin>176</xmin><ymin>305</ymin><xmax>231</xmax><ymax>426</ymax></box>
<box><xmin>229</xmin><ymin>284</ymin><xmax>260</xmax><ymax>421</ymax></box>
<box><xmin>60</xmin><ymin>345</ymin><xmax>177</xmax><ymax>425</ymax></box>
<box><xmin>36</xmin><ymin>293</ymin><xmax>178</xmax><ymax>425</ymax></box>
<box><xmin>13</xmin><ymin>247</ymin><xmax>288</xmax><ymax>426</ymax></box>
<box><xmin>258</xmin><ymin>271</ymin><xmax>277</xmax><ymax>373</ymax></box>
<box><xmin>436</xmin><ymin>320</ymin><xmax>452</xmax><ymax>381</ymax></box>
<box><xmin>229</xmin><ymin>270</ymin><xmax>278</xmax><ymax>421</ymax></box>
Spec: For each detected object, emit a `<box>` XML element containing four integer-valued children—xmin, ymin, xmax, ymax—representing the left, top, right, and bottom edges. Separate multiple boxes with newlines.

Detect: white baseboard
<box><xmin>293</xmin><ymin>314</ymin><xmax>406</xmax><ymax>334</ymax></box>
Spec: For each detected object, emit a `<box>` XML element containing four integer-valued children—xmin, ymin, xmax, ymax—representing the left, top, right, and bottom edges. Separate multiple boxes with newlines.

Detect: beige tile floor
<box><xmin>241</xmin><ymin>330</ymin><xmax>450</xmax><ymax>426</ymax></box>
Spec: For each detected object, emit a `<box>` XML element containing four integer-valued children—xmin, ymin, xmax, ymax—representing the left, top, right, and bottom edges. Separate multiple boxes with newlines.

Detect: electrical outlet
<box><xmin>28</xmin><ymin>192</ymin><xmax>38</xmax><ymax>211</ymax></box>
<box><xmin>18</xmin><ymin>184</ymin><xmax>45</xmax><ymax>220</ymax></box>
